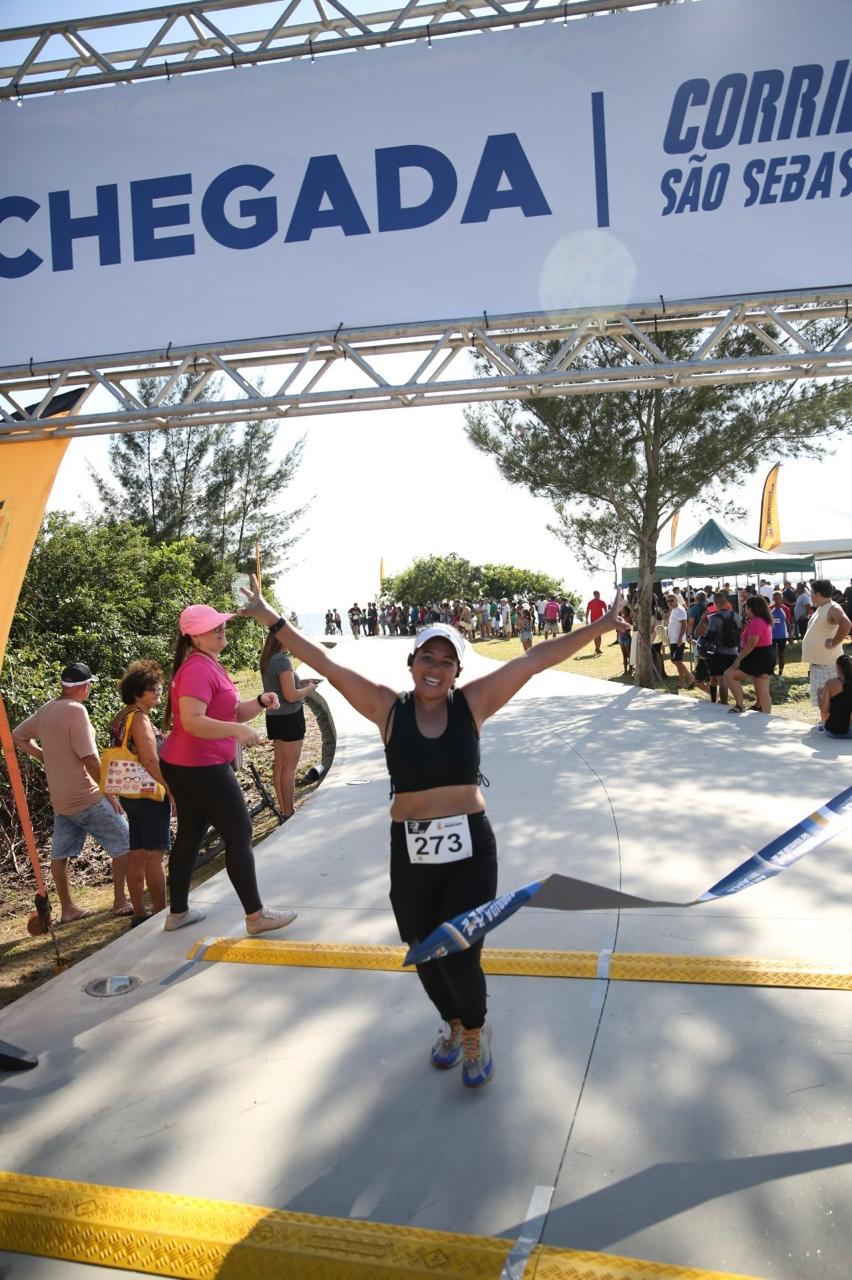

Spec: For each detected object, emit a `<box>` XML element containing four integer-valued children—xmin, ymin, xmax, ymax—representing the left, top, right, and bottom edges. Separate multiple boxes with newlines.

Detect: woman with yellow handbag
<box><xmin>107</xmin><ymin>661</ymin><xmax>171</xmax><ymax>927</ymax></box>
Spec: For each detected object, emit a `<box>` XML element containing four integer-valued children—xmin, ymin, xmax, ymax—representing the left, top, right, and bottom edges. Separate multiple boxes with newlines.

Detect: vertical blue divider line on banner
<box><xmin>590</xmin><ymin>91</ymin><xmax>610</xmax><ymax>228</ymax></box>
<box><xmin>403</xmin><ymin>786</ymin><xmax>852</xmax><ymax>967</ymax></box>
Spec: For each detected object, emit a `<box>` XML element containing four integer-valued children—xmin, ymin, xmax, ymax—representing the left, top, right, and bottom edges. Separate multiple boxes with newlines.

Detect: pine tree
<box><xmin>89</xmin><ymin>373</ymin><xmax>217</xmax><ymax>541</ymax></box>
<box><xmin>196</xmin><ymin>415</ymin><xmax>306</xmax><ymax>576</ymax></box>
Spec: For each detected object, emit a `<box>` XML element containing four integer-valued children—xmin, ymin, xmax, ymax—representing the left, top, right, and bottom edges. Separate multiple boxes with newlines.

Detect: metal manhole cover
<box><xmin>84</xmin><ymin>975</ymin><xmax>142</xmax><ymax>998</ymax></box>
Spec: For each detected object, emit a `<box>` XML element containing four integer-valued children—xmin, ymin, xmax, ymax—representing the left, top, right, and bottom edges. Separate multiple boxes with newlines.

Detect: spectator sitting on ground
<box><xmin>819</xmin><ymin>654</ymin><xmax>852</xmax><ymax>738</ymax></box>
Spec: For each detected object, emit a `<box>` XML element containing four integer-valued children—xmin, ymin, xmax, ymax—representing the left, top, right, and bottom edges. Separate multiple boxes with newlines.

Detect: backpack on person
<box><xmin>701</xmin><ymin>610</ymin><xmax>738</xmax><ymax>654</ymax></box>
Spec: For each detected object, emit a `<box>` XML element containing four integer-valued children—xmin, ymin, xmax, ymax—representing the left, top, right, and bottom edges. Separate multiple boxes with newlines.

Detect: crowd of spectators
<box><xmin>620</xmin><ymin>577</ymin><xmax>852</xmax><ymax>723</ymax></box>
<box><xmin>323</xmin><ymin>580</ymin><xmax>852</xmax><ymax>732</ymax></box>
<box><xmin>334</xmin><ymin>597</ymin><xmax>578</xmax><ymax>641</ymax></box>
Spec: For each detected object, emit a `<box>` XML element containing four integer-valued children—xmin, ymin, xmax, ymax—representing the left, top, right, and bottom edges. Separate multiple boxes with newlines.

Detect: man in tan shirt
<box><xmin>13</xmin><ymin>662</ymin><xmax>130</xmax><ymax>923</ymax></box>
<box><xmin>801</xmin><ymin>580</ymin><xmax>851</xmax><ymax>707</ymax></box>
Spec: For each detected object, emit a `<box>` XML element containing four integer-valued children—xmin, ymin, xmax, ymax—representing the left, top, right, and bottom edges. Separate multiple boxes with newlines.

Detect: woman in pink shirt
<box><xmin>159</xmin><ymin>603</ymin><xmax>297</xmax><ymax>935</ymax></box>
<box><xmin>726</xmin><ymin>595</ymin><xmax>774</xmax><ymax>714</ymax></box>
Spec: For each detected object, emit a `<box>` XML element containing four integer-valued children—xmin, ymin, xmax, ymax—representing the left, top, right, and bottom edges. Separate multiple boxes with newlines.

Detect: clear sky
<box><xmin>49</xmin><ymin>405</ymin><xmax>852</xmax><ymax>614</ymax></box>
<box><xmin>14</xmin><ymin>0</ymin><xmax>852</xmax><ymax>610</ymax></box>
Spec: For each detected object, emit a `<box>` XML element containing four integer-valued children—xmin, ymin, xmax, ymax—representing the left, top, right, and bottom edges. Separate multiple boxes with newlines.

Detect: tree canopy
<box><xmin>3</xmin><ymin>513</ymin><xmax>271</xmax><ymax>748</ymax></box>
<box><xmin>466</xmin><ymin>323</ymin><xmax>852</xmax><ymax>684</ymax></box>
<box><xmin>90</xmin><ymin>375</ymin><xmax>306</xmax><ymax>577</ymax></box>
<box><xmin>382</xmin><ymin>553</ymin><xmax>575</xmax><ymax>605</ymax></box>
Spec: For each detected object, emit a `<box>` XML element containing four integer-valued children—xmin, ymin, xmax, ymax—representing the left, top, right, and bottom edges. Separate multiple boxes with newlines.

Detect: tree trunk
<box><xmin>634</xmin><ymin>529</ymin><xmax>652</xmax><ymax>691</ymax></box>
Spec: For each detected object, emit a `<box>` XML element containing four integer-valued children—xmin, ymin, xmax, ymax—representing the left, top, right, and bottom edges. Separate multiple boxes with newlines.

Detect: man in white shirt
<box><xmin>801</xmin><ymin>579</ymin><xmax>851</xmax><ymax>706</ymax></box>
<box><xmin>758</xmin><ymin>579</ymin><xmax>774</xmax><ymax>600</ymax></box>
<box><xmin>665</xmin><ymin>593</ymin><xmax>693</xmax><ymax>690</ymax></box>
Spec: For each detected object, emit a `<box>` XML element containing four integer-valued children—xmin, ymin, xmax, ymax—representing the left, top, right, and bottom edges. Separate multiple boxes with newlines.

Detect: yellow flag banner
<box><xmin>380</xmin><ymin>557</ymin><xmax>385</xmax><ymax>587</ymax></box>
<box><xmin>0</xmin><ymin>438</ymin><xmax>69</xmax><ymax>668</ymax></box>
<box><xmin>758</xmin><ymin>463</ymin><xmax>781</xmax><ymax>550</ymax></box>
<box><xmin>670</xmin><ymin>511</ymin><xmax>680</xmax><ymax>549</ymax></box>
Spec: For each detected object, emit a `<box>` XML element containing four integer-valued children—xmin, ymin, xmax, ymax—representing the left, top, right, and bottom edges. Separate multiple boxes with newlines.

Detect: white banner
<box><xmin>1</xmin><ymin>0</ymin><xmax>850</xmax><ymax>367</ymax></box>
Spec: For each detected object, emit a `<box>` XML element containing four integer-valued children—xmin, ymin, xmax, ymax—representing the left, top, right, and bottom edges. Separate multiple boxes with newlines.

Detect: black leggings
<box><xmin>160</xmin><ymin>760</ymin><xmax>262</xmax><ymax>916</ymax></box>
<box><xmin>389</xmin><ymin>813</ymin><xmax>498</xmax><ymax>1030</ymax></box>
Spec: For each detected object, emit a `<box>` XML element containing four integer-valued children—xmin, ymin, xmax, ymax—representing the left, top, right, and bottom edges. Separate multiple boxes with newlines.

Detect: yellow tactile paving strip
<box><xmin>0</xmin><ymin>1172</ymin><xmax>763</xmax><ymax>1279</ymax></box>
<box><xmin>186</xmin><ymin>938</ymin><xmax>852</xmax><ymax>991</ymax></box>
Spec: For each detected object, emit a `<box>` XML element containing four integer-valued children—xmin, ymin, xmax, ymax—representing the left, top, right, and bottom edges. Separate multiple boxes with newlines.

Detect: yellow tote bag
<box><xmin>99</xmin><ymin>712</ymin><xmax>166</xmax><ymax>803</ymax></box>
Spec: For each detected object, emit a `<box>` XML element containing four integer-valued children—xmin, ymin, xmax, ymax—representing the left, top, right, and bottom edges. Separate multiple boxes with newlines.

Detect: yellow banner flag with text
<box><xmin>0</xmin><ymin>439</ymin><xmax>69</xmax><ymax>667</ymax></box>
<box><xmin>758</xmin><ymin>463</ymin><xmax>781</xmax><ymax>550</ymax></box>
<box><xmin>670</xmin><ymin>511</ymin><xmax>680</xmax><ymax>549</ymax></box>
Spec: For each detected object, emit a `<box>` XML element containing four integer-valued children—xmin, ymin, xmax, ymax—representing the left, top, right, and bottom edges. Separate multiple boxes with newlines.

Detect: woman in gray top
<box><xmin>259</xmin><ymin>631</ymin><xmax>321</xmax><ymax>818</ymax></box>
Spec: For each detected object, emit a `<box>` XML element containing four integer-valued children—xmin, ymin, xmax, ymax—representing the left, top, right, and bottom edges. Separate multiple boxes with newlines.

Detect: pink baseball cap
<box><xmin>179</xmin><ymin>604</ymin><xmax>234</xmax><ymax>636</ymax></box>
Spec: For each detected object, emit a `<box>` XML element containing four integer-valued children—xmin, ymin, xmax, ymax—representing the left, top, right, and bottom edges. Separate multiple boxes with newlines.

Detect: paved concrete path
<box><xmin>2</xmin><ymin>636</ymin><xmax>851</xmax><ymax>1278</ymax></box>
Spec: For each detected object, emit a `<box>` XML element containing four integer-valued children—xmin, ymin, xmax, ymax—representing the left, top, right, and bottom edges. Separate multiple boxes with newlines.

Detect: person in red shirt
<box><xmin>585</xmin><ymin>591</ymin><xmax>608</xmax><ymax>653</ymax></box>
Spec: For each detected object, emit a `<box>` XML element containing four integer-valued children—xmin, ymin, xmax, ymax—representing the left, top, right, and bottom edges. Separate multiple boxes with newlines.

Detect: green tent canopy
<box><xmin>621</xmin><ymin>518</ymin><xmax>815</xmax><ymax>582</ymax></box>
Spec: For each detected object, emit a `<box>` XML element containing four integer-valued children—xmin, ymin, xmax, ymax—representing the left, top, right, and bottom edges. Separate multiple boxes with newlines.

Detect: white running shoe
<box><xmin>246</xmin><ymin>907</ymin><xmax>297</xmax><ymax>936</ymax></box>
<box><xmin>163</xmin><ymin>907</ymin><xmax>206</xmax><ymax>932</ymax></box>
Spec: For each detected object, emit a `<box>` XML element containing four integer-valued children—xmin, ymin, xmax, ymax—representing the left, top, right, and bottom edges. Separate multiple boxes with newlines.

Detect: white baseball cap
<box><xmin>412</xmin><ymin>624</ymin><xmax>465</xmax><ymax>662</ymax></box>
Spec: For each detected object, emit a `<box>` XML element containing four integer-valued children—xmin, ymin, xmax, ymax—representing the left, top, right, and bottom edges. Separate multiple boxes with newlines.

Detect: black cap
<box><xmin>60</xmin><ymin>662</ymin><xmax>97</xmax><ymax>687</ymax></box>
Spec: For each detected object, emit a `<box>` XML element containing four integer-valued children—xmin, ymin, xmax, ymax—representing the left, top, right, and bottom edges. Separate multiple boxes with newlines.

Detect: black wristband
<box><xmin>269</xmin><ymin>616</ymin><xmax>286</xmax><ymax>635</ymax></box>
<box><xmin>257</xmin><ymin>693</ymin><xmax>265</xmax><ymax>707</ymax></box>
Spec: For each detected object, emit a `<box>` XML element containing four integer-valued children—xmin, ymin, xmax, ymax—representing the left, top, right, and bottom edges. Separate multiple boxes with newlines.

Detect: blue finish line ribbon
<box><xmin>404</xmin><ymin>786</ymin><xmax>852</xmax><ymax>966</ymax></box>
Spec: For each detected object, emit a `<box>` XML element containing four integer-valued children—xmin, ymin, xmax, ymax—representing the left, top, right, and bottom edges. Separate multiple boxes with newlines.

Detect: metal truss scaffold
<box><xmin>2</xmin><ymin>291</ymin><xmax>851</xmax><ymax>442</ymax></box>
<box><xmin>0</xmin><ymin>0</ymin><xmax>670</xmax><ymax>100</ymax></box>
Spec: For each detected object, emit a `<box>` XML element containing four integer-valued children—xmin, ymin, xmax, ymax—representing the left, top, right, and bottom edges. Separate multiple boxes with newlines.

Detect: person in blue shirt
<box><xmin>770</xmin><ymin>590</ymin><xmax>791</xmax><ymax>676</ymax></box>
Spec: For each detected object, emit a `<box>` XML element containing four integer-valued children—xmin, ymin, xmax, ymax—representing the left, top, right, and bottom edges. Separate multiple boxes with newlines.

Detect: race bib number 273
<box><xmin>405</xmin><ymin>815</ymin><xmax>473</xmax><ymax>865</ymax></box>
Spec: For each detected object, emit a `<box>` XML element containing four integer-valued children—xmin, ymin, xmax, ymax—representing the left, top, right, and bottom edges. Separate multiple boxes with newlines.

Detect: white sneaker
<box><xmin>246</xmin><ymin>907</ymin><xmax>297</xmax><ymax>936</ymax></box>
<box><xmin>163</xmin><ymin>907</ymin><xmax>206</xmax><ymax>932</ymax></box>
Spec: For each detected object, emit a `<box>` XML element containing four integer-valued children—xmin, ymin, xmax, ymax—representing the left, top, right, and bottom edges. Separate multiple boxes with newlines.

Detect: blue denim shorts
<box><xmin>120</xmin><ymin>796</ymin><xmax>171</xmax><ymax>851</ymax></box>
<box><xmin>52</xmin><ymin>797</ymin><xmax>130</xmax><ymax>861</ymax></box>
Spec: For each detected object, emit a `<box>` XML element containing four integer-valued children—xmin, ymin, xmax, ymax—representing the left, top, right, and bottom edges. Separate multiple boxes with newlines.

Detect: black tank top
<box><xmin>827</xmin><ymin>682</ymin><xmax>852</xmax><ymax>736</ymax></box>
<box><xmin>384</xmin><ymin>689</ymin><xmax>480</xmax><ymax>795</ymax></box>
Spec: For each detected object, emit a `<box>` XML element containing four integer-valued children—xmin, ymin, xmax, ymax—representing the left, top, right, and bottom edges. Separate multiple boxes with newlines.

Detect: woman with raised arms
<box><xmin>240</xmin><ymin>577</ymin><xmax>624</xmax><ymax>1089</ymax></box>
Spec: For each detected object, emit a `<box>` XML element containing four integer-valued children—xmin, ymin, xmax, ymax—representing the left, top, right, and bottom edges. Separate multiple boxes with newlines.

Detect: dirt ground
<box><xmin>0</xmin><ymin>699</ymin><xmax>333</xmax><ymax>1009</ymax></box>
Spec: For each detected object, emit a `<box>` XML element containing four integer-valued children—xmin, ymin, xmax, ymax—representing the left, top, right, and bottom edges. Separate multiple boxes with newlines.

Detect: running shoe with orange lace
<box><xmin>461</xmin><ymin>1023</ymin><xmax>494</xmax><ymax>1088</ymax></box>
<box><xmin>431</xmin><ymin>1020</ymin><xmax>462</xmax><ymax>1069</ymax></box>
